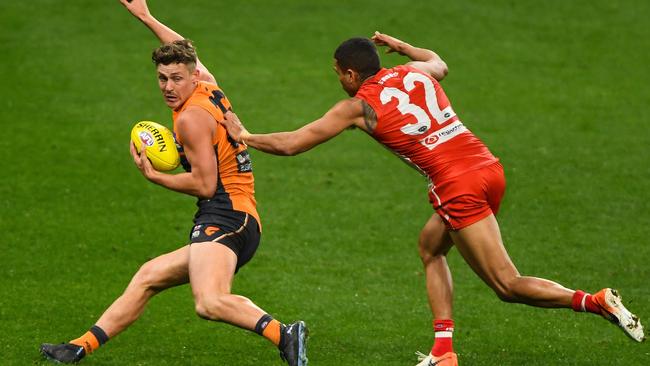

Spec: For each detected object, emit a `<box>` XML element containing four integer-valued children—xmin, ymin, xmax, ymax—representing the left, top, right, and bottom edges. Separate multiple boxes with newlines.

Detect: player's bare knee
<box><xmin>194</xmin><ymin>302</ymin><xmax>213</xmax><ymax>320</ymax></box>
<box><xmin>418</xmin><ymin>246</ymin><xmax>434</xmax><ymax>263</ymax></box>
<box><xmin>494</xmin><ymin>287</ymin><xmax>517</xmax><ymax>302</ymax></box>
<box><xmin>420</xmin><ymin>250</ymin><xmax>443</xmax><ymax>267</ymax></box>
<box><xmin>194</xmin><ymin>295</ymin><xmax>226</xmax><ymax>321</ymax></box>
<box><xmin>131</xmin><ymin>261</ymin><xmax>162</xmax><ymax>293</ymax></box>
<box><xmin>493</xmin><ymin>276</ymin><xmax>521</xmax><ymax>303</ymax></box>
<box><xmin>418</xmin><ymin>235</ymin><xmax>437</xmax><ymax>262</ymax></box>
<box><xmin>418</xmin><ymin>241</ymin><xmax>450</xmax><ymax>266</ymax></box>
<box><xmin>418</xmin><ymin>235</ymin><xmax>452</xmax><ymax>262</ymax></box>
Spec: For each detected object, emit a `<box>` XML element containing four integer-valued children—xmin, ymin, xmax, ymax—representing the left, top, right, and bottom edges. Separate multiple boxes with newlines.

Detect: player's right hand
<box><xmin>130</xmin><ymin>141</ymin><xmax>156</xmax><ymax>180</ymax></box>
<box><xmin>119</xmin><ymin>0</ymin><xmax>151</xmax><ymax>20</ymax></box>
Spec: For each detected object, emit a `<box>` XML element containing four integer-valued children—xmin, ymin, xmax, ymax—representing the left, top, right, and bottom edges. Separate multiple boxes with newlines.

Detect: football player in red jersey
<box><xmin>221</xmin><ymin>32</ymin><xmax>645</xmax><ymax>365</ymax></box>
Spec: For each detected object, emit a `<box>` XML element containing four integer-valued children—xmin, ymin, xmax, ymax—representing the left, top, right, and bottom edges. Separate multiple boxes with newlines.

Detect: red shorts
<box><xmin>428</xmin><ymin>162</ymin><xmax>506</xmax><ymax>230</ymax></box>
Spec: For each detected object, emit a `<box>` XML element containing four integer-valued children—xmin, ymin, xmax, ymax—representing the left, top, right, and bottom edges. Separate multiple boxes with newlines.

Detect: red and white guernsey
<box><xmin>355</xmin><ymin>65</ymin><xmax>498</xmax><ymax>184</ymax></box>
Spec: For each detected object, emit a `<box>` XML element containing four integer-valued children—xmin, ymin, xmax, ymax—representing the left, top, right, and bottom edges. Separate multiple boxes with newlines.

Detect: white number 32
<box><xmin>379</xmin><ymin>72</ymin><xmax>456</xmax><ymax>135</ymax></box>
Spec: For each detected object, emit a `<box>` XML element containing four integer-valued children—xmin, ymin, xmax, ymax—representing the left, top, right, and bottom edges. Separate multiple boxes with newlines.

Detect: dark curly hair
<box><xmin>334</xmin><ymin>37</ymin><xmax>380</xmax><ymax>80</ymax></box>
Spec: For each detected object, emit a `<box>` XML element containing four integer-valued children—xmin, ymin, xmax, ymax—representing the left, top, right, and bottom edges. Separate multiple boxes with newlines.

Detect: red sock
<box><xmin>571</xmin><ymin>290</ymin><xmax>601</xmax><ymax>314</ymax></box>
<box><xmin>431</xmin><ymin>319</ymin><xmax>454</xmax><ymax>357</ymax></box>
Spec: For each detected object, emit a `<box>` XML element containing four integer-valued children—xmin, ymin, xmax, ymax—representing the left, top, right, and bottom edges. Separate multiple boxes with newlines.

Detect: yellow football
<box><xmin>130</xmin><ymin>121</ymin><xmax>180</xmax><ymax>171</ymax></box>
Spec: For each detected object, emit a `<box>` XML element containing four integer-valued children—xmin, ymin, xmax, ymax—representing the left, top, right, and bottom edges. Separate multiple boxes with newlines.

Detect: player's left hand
<box><xmin>371</xmin><ymin>31</ymin><xmax>407</xmax><ymax>55</ymax></box>
<box><xmin>222</xmin><ymin>110</ymin><xmax>251</xmax><ymax>144</ymax></box>
<box><xmin>130</xmin><ymin>141</ymin><xmax>157</xmax><ymax>179</ymax></box>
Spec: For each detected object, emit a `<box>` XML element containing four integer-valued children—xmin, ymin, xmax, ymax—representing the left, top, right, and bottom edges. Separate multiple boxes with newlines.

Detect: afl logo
<box><xmin>138</xmin><ymin>131</ymin><xmax>155</xmax><ymax>146</ymax></box>
<box><xmin>425</xmin><ymin>135</ymin><xmax>439</xmax><ymax>145</ymax></box>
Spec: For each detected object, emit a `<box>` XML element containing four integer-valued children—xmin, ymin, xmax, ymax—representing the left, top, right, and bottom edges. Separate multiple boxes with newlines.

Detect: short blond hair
<box><xmin>151</xmin><ymin>39</ymin><xmax>197</xmax><ymax>69</ymax></box>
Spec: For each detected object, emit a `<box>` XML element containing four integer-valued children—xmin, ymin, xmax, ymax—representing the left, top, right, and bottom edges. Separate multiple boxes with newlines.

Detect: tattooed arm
<box><xmin>221</xmin><ymin>98</ymin><xmax>366</xmax><ymax>156</ymax></box>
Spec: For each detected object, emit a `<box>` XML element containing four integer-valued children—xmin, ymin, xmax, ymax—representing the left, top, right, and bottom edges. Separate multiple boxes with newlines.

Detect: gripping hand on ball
<box><xmin>130</xmin><ymin>141</ymin><xmax>157</xmax><ymax>180</ymax></box>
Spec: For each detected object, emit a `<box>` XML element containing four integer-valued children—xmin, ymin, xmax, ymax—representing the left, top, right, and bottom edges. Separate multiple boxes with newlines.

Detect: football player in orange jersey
<box><xmin>221</xmin><ymin>32</ymin><xmax>644</xmax><ymax>365</ymax></box>
<box><xmin>39</xmin><ymin>1</ymin><xmax>307</xmax><ymax>365</ymax></box>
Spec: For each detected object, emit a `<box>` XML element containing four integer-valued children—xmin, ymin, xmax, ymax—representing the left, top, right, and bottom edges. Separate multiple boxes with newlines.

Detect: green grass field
<box><xmin>1</xmin><ymin>0</ymin><xmax>649</xmax><ymax>365</ymax></box>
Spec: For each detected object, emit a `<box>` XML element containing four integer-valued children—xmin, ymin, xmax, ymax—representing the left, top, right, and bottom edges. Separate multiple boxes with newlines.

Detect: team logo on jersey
<box><xmin>138</xmin><ymin>131</ymin><xmax>155</xmax><ymax>147</ymax></box>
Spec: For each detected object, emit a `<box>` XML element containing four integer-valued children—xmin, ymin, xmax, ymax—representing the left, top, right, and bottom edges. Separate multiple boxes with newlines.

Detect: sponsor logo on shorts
<box><xmin>191</xmin><ymin>229</ymin><xmax>201</xmax><ymax>239</ymax></box>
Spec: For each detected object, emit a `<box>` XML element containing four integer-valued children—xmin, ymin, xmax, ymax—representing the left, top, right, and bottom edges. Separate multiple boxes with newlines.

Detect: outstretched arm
<box><xmin>221</xmin><ymin>99</ymin><xmax>366</xmax><ymax>156</ymax></box>
<box><xmin>119</xmin><ymin>0</ymin><xmax>216</xmax><ymax>84</ymax></box>
<box><xmin>371</xmin><ymin>31</ymin><xmax>448</xmax><ymax>81</ymax></box>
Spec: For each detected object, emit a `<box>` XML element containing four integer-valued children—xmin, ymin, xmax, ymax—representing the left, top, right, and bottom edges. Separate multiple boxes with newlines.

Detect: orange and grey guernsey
<box><xmin>172</xmin><ymin>81</ymin><xmax>260</xmax><ymax>228</ymax></box>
